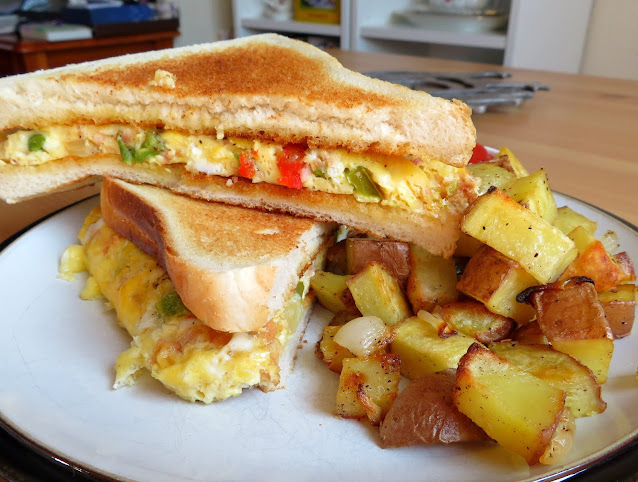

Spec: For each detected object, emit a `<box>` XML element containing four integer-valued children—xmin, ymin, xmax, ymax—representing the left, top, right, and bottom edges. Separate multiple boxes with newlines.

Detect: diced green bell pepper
<box><xmin>345</xmin><ymin>167</ymin><xmax>382</xmax><ymax>201</ymax></box>
<box><xmin>28</xmin><ymin>133</ymin><xmax>46</xmax><ymax>152</ymax></box>
<box><xmin>156</xmin><ymin>290</ymin><xmax>190</xmax><ymax>319</ymax></box>
<box><xmin>118</xmin><ymin>131</ymin><xmax>165</xmax><ymax>164</ymax></box>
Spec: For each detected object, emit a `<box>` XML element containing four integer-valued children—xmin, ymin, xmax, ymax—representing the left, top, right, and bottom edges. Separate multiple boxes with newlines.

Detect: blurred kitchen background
<box><xmin>0</xmin><ymin>0</ymin><xmax>636</xmax><ymax>81</ymax></box>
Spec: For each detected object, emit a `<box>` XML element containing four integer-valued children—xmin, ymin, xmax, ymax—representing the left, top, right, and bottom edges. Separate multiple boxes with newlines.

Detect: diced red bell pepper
<box><xmin>238</xmin><ymin>151</ymin><xmax>257</xmax><ymax>178</ymax></box>
<box><xmin>468</xmin><ymin>143</ymin><xmax>493</xmax><ymax>164</ymax></box>
<box><xmin>277</xmin><ymin>144</ymin><xmax>306</xmax><ymax>189</ymax></box>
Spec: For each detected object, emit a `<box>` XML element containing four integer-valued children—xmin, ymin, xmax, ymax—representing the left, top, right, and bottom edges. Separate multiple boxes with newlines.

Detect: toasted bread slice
<box><xmin>0</xmin><ymin>34</ymin><xmax>478</xmax><ymax>257</ymax></box>
<box><xmin>4</xmin><ymin>159</ymin><xmax>472</xmax><ymax>257</ymax></box>
<box><xmin>0</xmin><ymin>34</ymin><xmax>474</xmax><ymax>165</ymax></box>
<box><xmin>98</xmin><ymin>177</ymin><xmax>332</xmax><ymax>332</ymax></box>
<box><xmin>77</xmin><ymin>187</ymin><xmax>327</xmax><ymax>402</ymax></box>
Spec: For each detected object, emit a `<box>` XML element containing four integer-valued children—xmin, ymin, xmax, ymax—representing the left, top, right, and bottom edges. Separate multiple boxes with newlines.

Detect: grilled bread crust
<box><xmin>0</xmin><ymin>34</ymin><xmax>475</xmax><ymax>166</ymax></box>
<box><xmin>2</xmin><ymin>157</ymin><xmax>471</xmax><ymax>257</ymax></box>
<box><xmin>99</xmin><ymin>178</ymin><xmax>331</xmax><ymax>332</ymax></box>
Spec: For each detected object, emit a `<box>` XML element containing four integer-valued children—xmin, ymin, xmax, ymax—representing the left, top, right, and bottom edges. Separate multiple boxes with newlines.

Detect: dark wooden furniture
<box><xmin>0</xmin><ymin>30</ymin><xmax>179</xmax><ymax>76</ymax></box>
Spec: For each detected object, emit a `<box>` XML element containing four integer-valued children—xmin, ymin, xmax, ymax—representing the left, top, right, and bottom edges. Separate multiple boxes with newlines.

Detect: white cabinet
<box><xmin>350</xmin><ymin>0</ymin><xmax>507</xmax><ymax>65</ymax></box>
<box><xmin>503</xmin><ymin>0</ymin><xmax>593</xmax><ymax>73</ymax></box>
<box><xmin>232</xmin><ymin>0</ymin><xmax>594</xmax><ymax>73</ymax></box>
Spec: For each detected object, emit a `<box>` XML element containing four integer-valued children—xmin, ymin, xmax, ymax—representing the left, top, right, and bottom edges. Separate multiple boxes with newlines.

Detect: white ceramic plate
<box><xmin>1</xmin><ymin>193</ymin><xmax>637</xmax><ymax>481</ymax></box>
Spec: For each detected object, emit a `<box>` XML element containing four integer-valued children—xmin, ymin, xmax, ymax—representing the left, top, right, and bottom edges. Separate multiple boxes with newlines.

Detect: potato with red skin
<box><xmin>345</xmin><ymin>238</ymin><xmax>410</xmax><ymax>286</ymax></box>
<box><xmin>599</xmin><ymin>284</ymin><xmax>636</xmax><ymax>339</ymax></box>
<box><xmin>517</xmin><ymin>277</ymin><xmax>612</xmax><ymax>341</ymax></box>
<box><xmin>517</xmin><ymin>277</ymin><xmax>614</xmax><ymax>383</ymax></box>
<box><xmin>457</xmin><ymin>245</ymin><xmax>537</xmax><ymax>324</ymax></box>
<box><xmin>380</xmin><ymin>369</ymin><xmax>489</xmax><ymax>448</ymax></box>
<box><xmin>325</xmin><ymin>241</ymin><xmax>348</xmax><ymax>274</ymax></box>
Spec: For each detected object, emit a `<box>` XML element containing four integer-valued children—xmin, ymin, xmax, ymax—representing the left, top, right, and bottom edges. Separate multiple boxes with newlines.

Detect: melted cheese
<box><xmin>66</xmin><ymin>207</ymin><xmax>298</xmax><ymax>403</ymax></box>
<box><xmin>2</xmin><ymin>125</ymin><xmax>476</xmax><ymax>216</ymax></box>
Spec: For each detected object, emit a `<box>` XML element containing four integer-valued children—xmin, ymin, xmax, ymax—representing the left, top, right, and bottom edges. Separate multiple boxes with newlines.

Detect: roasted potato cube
<box><xmin>551</xmin><ymin>338</ymin><xmax>614</xmax><ymax>384</ymax></box>
<box><xmin>467</xmin><ymin>162</ymin><xmax>516</xmax><ymax>195</ymax></box>
<box><xmin>568</xmin><ymin>224</ymin><xmax>599</xmax><ymax>252</ymax></box>
<box><xmin>454</xmin><ymin>344</ymin><xmax>567</xmax><ymax>465</ymax></box>
<box><xmin>346</xmin><ymin>262</ymin><xmax>412</xmax><ymax>326</ymax></box>
<box><xmin>489</xmin><ymin>341</ymin><xmax>606</xmax><ymax>417</ymax></box>
<box><xmin>503</xmin><ymin>169</ymin><xmax>558</xmax><ymax>224</ymax></box>
<box><xmin>338</xmin><ymin>287</ymin><xmax>360</xmax><ymax>315</ymax></box>
<box><xmin>316</xmin><ymin>325</ymin><xmax>354</xmax><ymax>373</ymax></box>
<box><xmin>406</xmin><ymin>244</ymin><xmax>458</xmax><ymax>313</ymax></box>
<box><xmin>390</xmin><ymin>315</ymin><xmax>476</xmax><ymax>379</ymax></box>
<box><xmin>559</xmin><ymin>226</ymin><xmax>628</xmax><ymax>291</ymax></box>
<box><xmin>495</xmin><ymin>147</ymin><xmax>529</xmax><ymax>177</ymax></box>
<box><xmin>462</xmin><ymin>188</ymin><xmax>578</xmax><ymax>284</ymax></box>
<box><xmin>335</xmin><ymin>354</ymin><xmax>401</xmax><ymax>425</ymax></box>
<box><xmin>518</xmin><ymin>277</ymin><xmax>613</xmax><ymax>341</ymax></box>
<box><xmin>512</xmin><ymin>321</ymin><xmax>548</xmax><ymax>345</ymax></box>
<box><xmin>439</xmin><ymin>300</ymin><xmax>515</xmax><ymax>343</ymax></box>
<box><xmin>327</xmin><ymin>311</ymin><xmax>359</xmax><ymax>326</ymax></box>
<box><xmin>379</xmin><ymin>369</ymin><xmax>489</xmax><ymax>447</ymax></box>
<box><xmin>309</xmin><ymin>271</ymin><xmax>353</xmax><ymax>314</ymax></box>
<box><xmin>454</xmin><ymin>232</ymin><xmax>483</xmax><ymax>258</ymax></box>
<box><xmin>457</xmin><ymin>245</ymin><xmax>537</xmax><ymax>324</ymax></box>
<box><xmin>554</xmin><ymin>206</ymin><xmax>598</xmax><ymax>236</ymax></box>
<box><xmin>345</xmin><ymin>238</ymin><xmax>410</xmax><ymax>286</ymax></box>
<box><xmin>599</xmin><ymin>284</ymin><xmax>636</xmax><ymax>338</ymax></box>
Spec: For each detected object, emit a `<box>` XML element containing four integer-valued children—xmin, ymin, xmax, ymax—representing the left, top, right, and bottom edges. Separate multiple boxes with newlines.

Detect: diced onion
<box><xmin>600</xmin><ymin>230</ymin><xmax>619</xmax><ymax>254</ymax></box>
<box><xmin>66</xmin><ymin>139</ymin><xmax>94</xmax><ymax>157</ymax></box>
<box><xmin>334</xmin><ymin>316</ymin><xmax>390</xmax><ymax>357</ymax></box>
<box><xmin>417</xmin><ymin>310</ymin><xmax>447</xmax><ymax>331</ymax></box>
<box><xmin>539</xmin><ymin>409</ymin><xmax>576</xmax><ymax>465</ymax></box>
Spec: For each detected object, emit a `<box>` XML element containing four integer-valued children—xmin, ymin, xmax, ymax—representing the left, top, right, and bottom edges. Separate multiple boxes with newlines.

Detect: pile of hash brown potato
<box><xmin>310</xmin><ymin>147</ymin><xmax>636</xmax><ymax>466</ymax></box>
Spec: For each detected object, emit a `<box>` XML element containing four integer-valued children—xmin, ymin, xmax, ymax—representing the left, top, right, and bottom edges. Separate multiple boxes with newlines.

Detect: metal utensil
<box><xmin>365</xmin><ymin>70</ymin><xmax>550</xmax><ymax>114</ymax></box>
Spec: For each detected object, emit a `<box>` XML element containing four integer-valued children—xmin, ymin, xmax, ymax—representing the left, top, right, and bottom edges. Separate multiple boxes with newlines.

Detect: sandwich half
<box><xmin>0</xmin><ymin>33</ymin><xmax>477</xmax><ymax>257</ymax></box>
<box><xmin>69</xmin><ymin>178</ymin><xmax>332</xmax><ymax>403</ymax></box>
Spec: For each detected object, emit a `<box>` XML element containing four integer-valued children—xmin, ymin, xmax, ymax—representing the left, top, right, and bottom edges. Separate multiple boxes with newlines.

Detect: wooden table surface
<box><xmin>2</xmin><ymin>49</ymin><xmax>638</xmax><ymax>244</ymax></box>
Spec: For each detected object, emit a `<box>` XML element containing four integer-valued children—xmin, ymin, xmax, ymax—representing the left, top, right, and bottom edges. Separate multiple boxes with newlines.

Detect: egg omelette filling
<box><xmin>0</xmin><ymin>124</ymin><xmax>477</xmax><ymax>216</ymax></box>
<box><xmin>60</xmin><ymin>206</ymin><xmax>312</xmax><ymax>403</ymax></box>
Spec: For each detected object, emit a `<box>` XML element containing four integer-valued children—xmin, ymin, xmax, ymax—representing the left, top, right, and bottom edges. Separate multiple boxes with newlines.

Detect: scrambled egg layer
<box><xmin>1</xmin><ymin>125</ymin><xmax>475</xmax><ymax>216</ymax></box>
<box><xmin>61</xmin><ymin>207</ymin><xmax>303</xmax><ymax>403</ymax></box>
